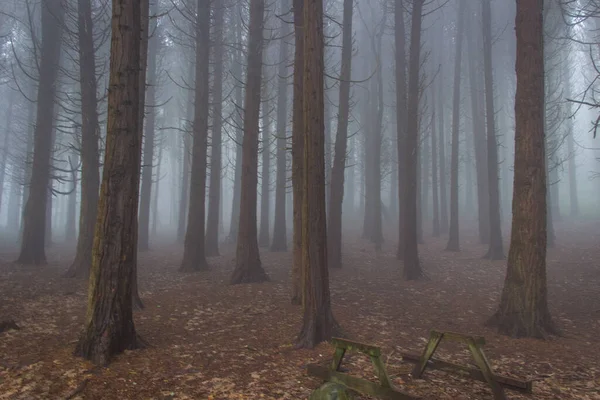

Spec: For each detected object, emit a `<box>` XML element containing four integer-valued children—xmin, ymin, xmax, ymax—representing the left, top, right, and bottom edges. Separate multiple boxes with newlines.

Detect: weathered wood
<box><xmin>331</xmin><ymin>337</ymin><xmax>381</xmax><ymax>357</ymax></box>
<box><xmin>467</xmin><ymin>338</ymin><xmax>506</xmax><ymax>400</ymax></box>
<box><xmin>431</xmin><ymin>330</ymin><xmax>486</xmax><ymax>346</ymax></box>
<box><xmin>331</xmin><ymin>347</ymin><xmax>346</xmax><ymax>371</ymax></box>
<box><xmin>401</xmin><ymin>352</ymin><xmax>532</xmax><ymax>393</ymax></box>
<box><xmin>370</xmin><ymin>355</ymin><xmax>392</xmax><ymax>388</ymax></box>
<box><xmin>412</xmin><ymin>330</ymin><xmax>443</xmax><ymax>378</ymax></box>
<box><xmin>307</xmin><ymin>364</ymin><xmax>419</xmax><ymax>400</ymax></box>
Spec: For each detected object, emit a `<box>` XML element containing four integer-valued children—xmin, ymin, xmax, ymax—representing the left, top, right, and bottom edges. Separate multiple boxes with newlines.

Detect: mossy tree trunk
<box><xmin>487</xmin><ymin>0</ymin><xmax>555</xmax><ymax>338</ymax></box>
<box><xmin>296</xmin><ymin>0</ymin><xmax>337</xmax><ymax>348</ymax></box>
<box><xmin>75</xmin><ymin>0</ymin><xmax>144</xmax><ymax>365</ymax></box>
<box><xmin>205</xmin><ymin>3</ymin><xmax>225</xmax><ymax>257</ymax></box>
<box><xmin>327</xmin><ymin>0</ymin><xmax>353</xmax><ymax>269</ymax></box>
<box><xmin>180</xmin><ymin>0</ymin><xmax>210</xmax><ymax>272</ymax></box>
<box><xmin>290</xmin><ymin>0</ymin><xmax>304</xmax><ymax>304</ymax></box>
<box><xmin>230</xmin><ymin>0</ymin><xmax>269</xmax><ymax>284</ymax></box>
<box><xmin>17</xmin><ymin>0</ymin><xmax>64</xmax><ymax>265</ymax></box>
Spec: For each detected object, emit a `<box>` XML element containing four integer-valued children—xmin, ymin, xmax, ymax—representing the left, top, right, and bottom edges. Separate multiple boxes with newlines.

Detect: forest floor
<box><xmin>1</xmin><ymin>221</ymin><xmax>599</xmax><ymax>400</ymax></box>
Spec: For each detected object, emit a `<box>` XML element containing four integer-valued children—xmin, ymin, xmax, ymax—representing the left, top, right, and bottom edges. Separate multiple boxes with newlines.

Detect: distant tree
<box><xmin>75</xmin><ymin>0</ymin><xmax>145</xmax><ymax>364</ymax></box>
<box><xmin>17</xmin><ymin>0</ymin><xmax>64</xmax><ymax>265</ymax></box>
<box><xmin>395</xmin><ymin>0</ymin><xmax>407</xmax><ymax>260</ymax></box>
<box><xmin>230</xmin><ymin>0</ymin><xmax>269</xmax><ymax>284</ymax></box>
<box><xmin>296</xmin><ymin>0</ymin><xmax>338</xmax><ymax>348</ymax></box>
<box><xmin>487</xmin><ymin>0</ymin><xmax>555</xmax><ymax>338</ymax></box>
<box><xmin>180</xmin><ymin>0</ymin><xmax>210</xmax><ymax>272</ymax></box>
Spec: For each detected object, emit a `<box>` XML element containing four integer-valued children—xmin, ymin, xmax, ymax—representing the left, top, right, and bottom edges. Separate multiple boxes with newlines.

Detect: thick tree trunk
<box><xmin>17</xmin><ymin>0</ymin><xmax>64</xmax><ymax>265</ymax></box>
<box><xmin>327</xmin><ymin>0</ymin><xmax>353</xmax><ymax>269</ymax></box>
<box><xmin>402</xmin><ymin>0</ymin><xmax>424</xmax><ymax>280</ymax></box>
<box><xmin>74</xmin><ymin>0</ymin><xmax>144</xmax><ymax>365</ymax></box>
<box><xmin>446</xmin><ymin>0</ymin><xmax>465</xmax><ymax>252</ymax></box>
<box><xmin>258</xmin><ymin>107</ymin><xmax>271</xmax><ymax>248</ymax></box>
<box><xmin>296</xmin><ymin>0</ymin><xmax>338</xmax><ymax>348</ymax></box>
<box><xmin>482</xmin><ymin>0</ymin><xmax>504</xmax><ymax>260</ymax></box>
<box><xmin>395</xmin><ymin>0</ymin><xmax>408</xmax><ymax>260</ymax></box>
<box><xmin>137</xmin><ymin>1</ymin><xmax>159</xmax><ymax>252</ymax></box>
<box><xmin>487</xmin><ymin>0</ymin><xmax>555</xmax><ymax>338</ymax></box>
<box><xmin>180</xmin><ymin>0</ymin><xmax>210</xmax><ymax>272</ymax></box>
<box><xmin>270</xmin><ymin>0</ymin><xmax>291</xmax><ymax>252</ymax></box>
<box><xmin>230</xmin><ymin>0</ymin><xmax>269</xmax><ymax>284</ymax></box>
<box><xmin>205</xmin><ymin>3</ymin><xmax>225</xmax><ymax>256</ymax></box>
<box><xmin>290</xmin><ymin>0</ymin><xmax>304</xmax><ymax>304</ymax></box>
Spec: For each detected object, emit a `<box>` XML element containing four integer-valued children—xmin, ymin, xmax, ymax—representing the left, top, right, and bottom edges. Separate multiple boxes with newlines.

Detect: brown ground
<box><xmin>1</xmin><ymin>221</ymin><xmax>599</xmax><ymax>400</ymax></box>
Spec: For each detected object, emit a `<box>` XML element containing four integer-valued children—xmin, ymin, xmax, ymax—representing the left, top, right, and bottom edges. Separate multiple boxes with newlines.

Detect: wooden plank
<box><xmin>331</xmin><ymin>337</ymin><xmax>381</xmax><ymax>357</ymax></box>
<box><xmin>430</xmin><ymin>330</ymin><xmax>486</xmax><ymax>346</ymax></box>
<box><xmin>331</xmin><ymin>347</ymin><xmax>346</xmax><ymax>371</ymax></box>
<box><xmin>370</xmin><ymin>355</ymin><xmax>392</xmax><ymax>388</ymax></box>
<box><xmin>401</xmin><ymin>352</ymin><xmax>532</xmax><ymax>393</ymax></box>
<box><xmin>307</xmin><ymin>364</ymin><xmax>419</xmax><ymax>400</ymax></box>
<box><xmin>412</xmin><ymin>330</ymin><xmax>443</xmax><ymax>378</ymax></box>
<box><xmin>467</xmin><ymin>338</ymin><xmax>506</xmax><ymax>400</ymax></box>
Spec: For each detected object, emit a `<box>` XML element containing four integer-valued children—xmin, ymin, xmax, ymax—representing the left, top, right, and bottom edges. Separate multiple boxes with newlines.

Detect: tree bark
<box><xmin>270</xmin><ymin>0</ymin><xmax>291</xmax><ymax>252</ymax></box>
<box><xmin>65</xmin><ymin>148</ymin><xmax>79</xmax><ymax>242</ymax></box>
<box><xmin>296</xmin><ymin>0</ymin><xmax>338</xmax><ymax>348</ymax></box>
<box><xmin>482</xmin><ymin>0</ymin><xmax>504</xmax><ymax>260</ymax></box>
<box><xmin>180</xmin><ymin>0</ymin><xmax>210</xmax><ymax>272</ymax></box>
<box><xmin>151</xmin><ymin>142</ymin><xmax>163</xmax><ymax>236</ymax></box>
<box><xmin>431</xmin><ymin>92</ymin><xmax>440</xmax><ymax>237</ymax></box>
<box><xmin>17</xmin><ymin>0</ymin><xmax>64</xmax><ymax>265</ymax></box>
<box><xmin>74</xmin><ymin>0</ymin><xmax>144</xmax><ymax>365</ymax></box>
<box><xmin>230</xmin><ymin>0</ymin><xmax>269</xmax><ymax>284</ymax></box>
<box><xmin>327</xmin><ymin>0</ymin><xmax>353</xmax><ymax>269</ymax></box>
<box><xmin>395</xmin><ymin>0</ymin><xmax>407</xmax><ymax>260</ymax></box>
<box><xmin>446</xmin><ymin>0</ymin><xmax>465</xmax><ymax>252</ymax></box>
<box><xmin>258</xmin><ymin>105</ymin><xmax>271</xmax><ymax>248</ymax></box>
<box><xmin>487</xmin><ymin>0</ymin><xmax>555</xmax><ymax>338</ymax></box>
<box><xmin>402</xmin><ymin>0</ymin><xmax>424</xmax><ymax>280</ymax></box>
<box><xmin>290</xmin><ymin>0</ymin><xmax>304</xmax><ymax>304</ymax></box>
<box><xmin>205</xmin><ymin>3</ymin><xmax>225</xmax><ymax>256</ymax></box>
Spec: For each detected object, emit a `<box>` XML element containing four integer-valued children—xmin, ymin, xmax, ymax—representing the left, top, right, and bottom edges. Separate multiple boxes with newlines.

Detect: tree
<box><xmin>180</xmin><ymin>0</ymin><xmax>210</xmax><ymax>272</ymax></box>
<box><xmin>487</xmin><ymin>0</ymin><xmax>555</xmax><ymax>338</ymax></box>
<box><xmin>296</xmin><ymin>0</ymin><xmax>338</xmax><ymax>348</ymax></box>
<box><xmin>230</xmin><ymin>0</ymin><xmax>269</xmax><ymax>284</ymax></box>
<box><xmin>290</xmin><ymin>0</ymin><xmax>304</xmax><ymax>303</ymax></box>
<box><xmin>446</xmin><ymin>0</ymin><xmax>465</xmax><ymax>252</ymax></box>
<box><xmin>270</xmin><ymin>0</ymin><xmax>291</xmax><ymax>253</ymax></box>
<box><xmin>328</xmin><ymin>0</ymin><xmax>353</xmax><ymax>269</ymax></box>
<box><xmin>258</xmin><ymin>102</ymin><xmax>271</xmax><ymax>248</ymax></box>
<box><xmin>75</xmin><ymin>0</ymin><xmax>145</xmax><ymax>365</ymax></box>
<box><xmin>402</xmin><ymin>0</ymin><xmax>424</xmax><ymax>280</ymax></box>
<box><xmin>16</xmin><ymin>0</ymin><xmax>64</xmax><ymax>265</ymax></box>
<box><xmin>482</xmin><ymin>0</ymin><xmax>504</xmax><ymax>260</ymax></box>
<box><xmin>205</xmin><ymin>2</ymin><xmax>225</xmax><ymax>256</ymax></box>
<box><xmin>65</xmin><ymin>0</ymin><xmax>102</xmax><ymax>278</ymax></box>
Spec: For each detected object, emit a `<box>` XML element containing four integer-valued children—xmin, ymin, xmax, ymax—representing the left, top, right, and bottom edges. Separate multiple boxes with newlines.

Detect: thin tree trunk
<box><xmin>205</xmin><ymin>3</ymin><xmax>225</xmax><ymax>256</ymax></box>
<box><xmin>180</xmin><ymin>0</ymin><xmax>210</xmax><ymax>272</ymax></box>
<box><xmin>0</xmin><ymin>89</ymin><xmax>15</xmax><ymax>213</ymax></box>
<box><xmin>270</xmin><ymin>0</ymin><xmax>291</xmax><ymax>252</ymax></box>
<box><xmin>74</xmin><ymin>0</ymin><xmax>145</xmax><ymax>365</ymax></box>
<box><xmin>230</xmin><ymin>0</ymin><xmax>269</xmax><ymax>284</ymax></box>
<box><xmin>258</xmin><ymin>104</ymin><xmax>271</xmax><ymax>248</ymax></box>
<box><xmin>17</xmin><ymin>0</ymin><xmax>64</xmax><ymax>265</ymax></box>
<box><xmin>482</xmin><ymin>0</ymin><xmax>504</xmax><ymax>260</ymax></box>
<box><xmin>151</xmin><ymin>142</ymin><xmax>162</xmax><ymax>236</ymax></box>
<box><xmin>65</xmin><ymin>148</ymin><xmax>79</xmax><ymax>242</ymax></box>
<box><xmin>431</xmin><ymin>93</ymin><xmax>440</xmax><ymax>237</ymax></box>
<box><xmin>327</xmin><ymin>0</ymin><xmax>353</xmax><ymax>268</ymax></box>
<box><xmin>446</xmin><ymin>0</ymin><xmax>465</xmax><ymax>252</ymax></box>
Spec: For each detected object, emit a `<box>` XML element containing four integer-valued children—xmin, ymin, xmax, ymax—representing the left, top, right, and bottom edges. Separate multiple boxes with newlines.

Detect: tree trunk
<box><xmin>296</xmin><ymin>0</ymin><xmax>338</xmax><ymax>348</ymax></box>
<box><xmin>180</xmin><ymin>0</ymin><xmax>210</xmax><ymax>272</ymax></box>
<box><xmin>137</xmin><ymin>0</ymin><xmax>159</xmax><ymax>252</ymax></box>
<box><xmin>17</xmin><ymin>0</ymin><xmax>64</xmax><ymax>265</ymax></box>
<box><xmin>290</xmin><ymin>0</ymin><xmax>304</xmax><ymax>304</ymax></box>
<box><xmin>20</xmin><ymin>91</ymin><xmax>35</xmax><ymax>238</ymax></box>
<box><xmin>258</xmin><ymin>105</ymin><xmax>271</xmax><ymax>248</ymax></box>
<box><xmin>65</xmin><ymin>148</ymin><xmax>79</xmax><ymax>242</ymax></box>
<box><xmin>482</xmin><ymin>0</ymin><xmax>504</xmax><ymax>260</ymax></box>
<box><xmin>230</xmin><ymin>0</ymin><xmax>269</xmax><ymax>284</ymax></box>
<box><xmin>564</xmin><ymin>58</ymin><xmax>578</xmax><ymax>217</ymax></box>
<box><xmin>371</xmin><ymin>17</ymin><xmax>385</xmax><ymax>250</ymax></box>
<box><xmin>446</xmin><ymin>0</ymin><xmax>465</xmax><ymax>252</ymax></box>
<box><xmin>395</xmin><ymin>0</ymin><xmax>408</xmax><ymax>260</ymax></box>
<box><xmin>0</xmin><ymin>88</ymin><xmax>15</xmax><ymax>214</ymax></box>
<box><xmin>151</xmin><ymin>142</ymin><xmax>162</xmax><ymax>236</ymax></box>
<box><xmin>270</xmin><ymin>0</ymin><xmax>291</xmax><ymax>252</ymax></box>
<box><xmin>74</xmin><ymin>0</ymin><xmax>145</xmax><ymax>365</ymax></box>
<box><xmin>227</xmin><ymin>9</ymin><xmax>244</xmax><ymax>245</ymax></box>
<box><xmin>438</xmin><ymin>76</ymin><xmax>449</xmax><ymax>234</ymax></box>
<box><xmin>205</xmin><ymin>3</ymin><xmax>225</xmax><ymax>256</ymax></box>
<box><xmin>487</xmin><ymin>0</ymin><xmax>554</xmax><ymax>338</ymax></box>
<box><xmin>327</xmin><ymin>0</ymin><xmax>353</xmax><ymax>269</ymax></box>
<box><xmin>402</xmin><ymin>0</ymin><xmax>424</xmax><ymax>280</ymax></box>
<box><xmin>431</xmin><ymin>94</ymin><xmax>440</xmax><ymax>237</ymax></box>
